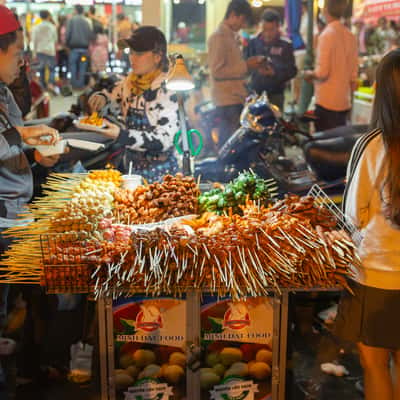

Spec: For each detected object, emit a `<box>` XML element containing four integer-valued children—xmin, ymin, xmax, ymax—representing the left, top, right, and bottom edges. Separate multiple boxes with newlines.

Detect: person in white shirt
<box><xmin>31</xmin><ymin>10</ymin><xmax>57</xmax><ymax>91</ymax></box>
<box><xmin>335</xmin><ymin>49</ymin><xmax>400</xmax><ymax>400</ymax></box>
<box><xmin>304</xmin><ymin>0</ymin><xmax>358</xmax><ymax>131</ymax></box>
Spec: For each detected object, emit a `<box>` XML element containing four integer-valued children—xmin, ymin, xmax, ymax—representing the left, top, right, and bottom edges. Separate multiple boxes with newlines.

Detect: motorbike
<box><xmin>195</xmin><ymin>92</ymin><xmax>367</xmax><ymax>199</ymax></box>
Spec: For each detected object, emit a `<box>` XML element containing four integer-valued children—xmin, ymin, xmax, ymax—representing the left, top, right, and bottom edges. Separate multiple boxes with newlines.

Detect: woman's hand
<box><xmin>100</xmin><ymin>119</ymin><xmax>120</xmax><ymax>139</ymax></box>
<box><xmin>17</xmin><ymin>125</ymin><xmax>60</xmax><ymax>146</ymax></box>
<box><xmin>88</xmin><ymin>93</ymin><xmax>107</xmax><ymax>113</ymax></box>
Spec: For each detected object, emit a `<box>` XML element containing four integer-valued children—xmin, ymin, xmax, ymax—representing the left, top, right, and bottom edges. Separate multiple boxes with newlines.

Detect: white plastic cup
<box><xmin>122</xmin><ymin>174</ymin><xmax>142</xmax><ymax>190</ymax></box>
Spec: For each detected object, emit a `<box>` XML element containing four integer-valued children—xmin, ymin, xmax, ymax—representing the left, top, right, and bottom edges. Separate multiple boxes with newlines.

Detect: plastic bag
<box><xmin>69</xmin><ymin>341</ymin><xmax>93</xmax><ymax>383</ymax></box>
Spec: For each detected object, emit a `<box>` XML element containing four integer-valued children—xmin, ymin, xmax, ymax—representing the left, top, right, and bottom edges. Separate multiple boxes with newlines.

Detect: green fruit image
<box><xmin>119</xmin><ymin>353</ymin><xmax>135</xmax><ymax>369</ymax></box>
<box><xmin>220</xmin><ymin>348</ymin><xmax>243</xmax><ymax>366</ymax></box>
<box><xmin>138</xmin><ymin>364</ymin><xmax>161</xmax><ymax>380</ymax></box>
<box><xmin>133</xmin><ymin>349</ymin><xmax>156</xmax><ymax>368</ymax></box>
<box><xmin>200</xmin><ymin>370</ymin><xmax>220</xmax><ymax>390</ymax></box>
<box><xmin>212</xmin><ymin>363</ymin><xmax>226</xmax><ymax>377</ymax></box>
<box><xmin>224</xmin><ymin>362</ymin><xmax>248</xmax><ymax>378</ymax></box>
<box><xmin>206</xmin><ymin>352</ymin><xmax>220</xmax><ymax>367</ymax></box>
<box><xmin>115</xmin><ymin>372</ymin><xmax>134</xmax><ymax>389</ymax></box>
<box><xmin>125</xmin><ymin>365</ymin><xmax>140</xmax><ymax>379</ymax></box>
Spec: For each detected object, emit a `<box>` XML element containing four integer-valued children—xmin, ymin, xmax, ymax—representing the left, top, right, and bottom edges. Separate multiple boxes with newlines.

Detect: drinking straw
<box><xmin>128</xmin><ymin>161</ymin><xmax>133</xmax><ymax>176</ymax></box>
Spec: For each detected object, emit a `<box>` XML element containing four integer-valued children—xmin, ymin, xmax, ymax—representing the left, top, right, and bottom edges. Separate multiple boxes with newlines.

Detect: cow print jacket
<box><xmin>106</xmin><ymin>72</ymin><xmax>180</xmax><ymax>154</ymax></box>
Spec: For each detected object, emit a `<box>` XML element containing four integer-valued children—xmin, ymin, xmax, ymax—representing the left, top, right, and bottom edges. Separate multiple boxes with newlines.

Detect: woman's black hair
<box><xmin>370</xmin><ymin>49</ymin><xmax>400</xmax><ymax>225</ymax></box>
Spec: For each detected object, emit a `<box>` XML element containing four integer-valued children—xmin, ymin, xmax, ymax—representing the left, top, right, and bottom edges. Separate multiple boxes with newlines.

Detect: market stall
<box><xmin>0</xmin><ymin>167</ymin><xmax>360</xmax><ymax>400</ymax></box>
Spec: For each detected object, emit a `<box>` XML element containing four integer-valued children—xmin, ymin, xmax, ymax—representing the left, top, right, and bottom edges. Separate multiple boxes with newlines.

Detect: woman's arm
<box><xmin>343</xmin><ymin>132</ymin><xmax>381</xmax><ymax>229</ymax></box>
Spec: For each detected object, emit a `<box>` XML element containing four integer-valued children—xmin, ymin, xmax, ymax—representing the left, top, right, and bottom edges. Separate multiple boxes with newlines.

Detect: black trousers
<box><xmin>315</xmin><ymin>104</ymin><xmax>349</xmax><ymax>132</ymax></box>
<box><xmin>215</xmin><ymin>104</ymin><xmax>243</xmax><ymax>149</ymax></box>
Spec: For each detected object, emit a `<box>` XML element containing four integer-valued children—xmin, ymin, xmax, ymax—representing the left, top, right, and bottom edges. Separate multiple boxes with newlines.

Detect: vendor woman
<box><xmin>89</xmin><ymin>26</ymin><xmax>180</xmax><ymax>182</ymax></box>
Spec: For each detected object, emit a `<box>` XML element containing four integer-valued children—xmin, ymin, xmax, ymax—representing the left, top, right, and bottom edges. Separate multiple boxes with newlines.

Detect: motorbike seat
<box><xmin>304</xmin><ymin>133</ymin><xmax>362</xmax><ymax>182</ymax></box>
<box><xmin>312</xmin><ymin>124</ymin><xmax>368</xmax><ymax>140</ymax></box>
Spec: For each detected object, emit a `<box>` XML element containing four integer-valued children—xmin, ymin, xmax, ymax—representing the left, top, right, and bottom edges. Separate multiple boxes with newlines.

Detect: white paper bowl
<box><xmin>35</xmin><ymin>139</ymin><xmax>67</xmax><ymax>156</ymax></box>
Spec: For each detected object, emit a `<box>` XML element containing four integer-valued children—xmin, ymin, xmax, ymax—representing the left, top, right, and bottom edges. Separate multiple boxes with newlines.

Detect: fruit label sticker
<box><xmin>124</xmin><ymin>379</ymin><xmax>173</xmax><ymax>400</ymax></box>
<box><xmin>114</xmin><ymin>297</ymin><xmax>186</xmax><ymax>348</ymax></box>
<box><xmin>210</xmin><ymin>378</ymin><xmax>259</xmax><ymax>400</ymax></box>
<box><xmin>202</xmin><ymin>297</ymin><xmax>273</xmax><ymax>345</ymax></box>
<box><xmin>200</xmin><ymin>296</ymin><xmax>273</xmax><ymax>400</ymax></box>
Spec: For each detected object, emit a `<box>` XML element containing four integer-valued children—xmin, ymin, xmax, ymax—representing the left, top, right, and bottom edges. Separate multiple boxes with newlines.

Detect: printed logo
<box><xmin>223</xmin><ymin>302</ymin><xmax>250</xmax><ymax>331</ymax></box>
<box><xmin>125</xmin><ymin>378</ymin><xmax>173</xmax><ymax>400</ymax></box>
<box><xmin>210</xmin><ymin>378</ymin><xmax>258</xmax><ymax>400</ymax></box>
<box><xmin>136</xmin><ymin>305</ymin><xmax>163</xmax><ymax>332</ymax></box>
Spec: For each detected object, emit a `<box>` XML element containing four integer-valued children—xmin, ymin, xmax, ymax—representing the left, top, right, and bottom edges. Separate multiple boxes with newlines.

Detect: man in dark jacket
<box><xmin>66</xmin><ymin>4</ymin><xmax>93</xmax><ymax>89</ymax></box>
<box><xmin>244</xmin><ymin>9</ymin><xmax>297</xmax><ymax>111</ymax></box>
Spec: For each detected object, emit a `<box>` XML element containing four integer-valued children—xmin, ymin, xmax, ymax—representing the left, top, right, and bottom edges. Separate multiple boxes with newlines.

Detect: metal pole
<box><xmin>106</xmin><ymin>298</ymin><xmax>116</xmax><ymax>400</ymax></box>
<box><xmin>278</xmin><ymin>291</ymin><xmax>289</xmax><ymax>400</ymax></box>
<box><xmin>186</xmin><ymin>290</ymin><xmax>201</xmax><ymax>400</ymax></box>
<box><xmin>177</xmin><ymin>93</ymin><xmax>192</xmax><ymax>176</ymax></box>
<box><xmin>272</xmin><ymin>293</ymin><xmax>282</xmax><ymax>400</ymax></box>
<box><xmin>98</xmin><ymin>298</ymin><xmax>109</xmax><ymax>400</ymax></box>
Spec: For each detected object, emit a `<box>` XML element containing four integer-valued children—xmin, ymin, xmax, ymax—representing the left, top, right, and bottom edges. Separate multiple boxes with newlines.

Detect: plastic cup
<box><xmin>122</xmin><ymin>174</ymin><xmax>143</xmax><ymax>190</ymax></box>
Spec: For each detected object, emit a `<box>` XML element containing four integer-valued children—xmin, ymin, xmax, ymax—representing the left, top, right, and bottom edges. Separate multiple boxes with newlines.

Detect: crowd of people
<box><xmin>0</xmin><ymin>1</ymin><xmax>400</xmax><ymax>400</ymax></box>
<box><xmin>15</xmin><ymin>5</ymin><xmax>139</xmax><ymax>93</ymax></box>
<box><xmin>353</xmin><ymin>15</ymin><xmax>400</xmax><ymax>55</ymax></box>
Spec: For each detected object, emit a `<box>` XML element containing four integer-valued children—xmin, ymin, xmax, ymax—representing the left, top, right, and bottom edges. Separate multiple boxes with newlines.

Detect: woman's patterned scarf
<box><xmin>129</xmin><ymin>69</ymin><xmax>162</xmax><ymax>96</ymax></box>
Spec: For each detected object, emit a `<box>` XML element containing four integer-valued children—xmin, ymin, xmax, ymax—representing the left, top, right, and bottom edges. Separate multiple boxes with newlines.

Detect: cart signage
<box><xmin>113</xmin><ymin>296</ymin><xmax>187</xmax><ymax>400</ymax></box>
<box><xmin>203</xmin><ymin>298</ymin><xmax>273</xmax><ymax>345</ymax></box>
<box><xmin>114</xmin><ymin>298</ymin><xmax>186</xmax><ymax>348</ymax></box>
<box><xmin>210</xmin><ymin>378</ymin><xmax>259</xmax><ymax>400</ymax></box>
<box><xmin>124</xmin><ymin>379</ymin><xmax>173</xmax><ymax>400</ymax></box>
<box><xmin>200</xmin><ymin>296</ymin><xmax>273</xmax><ymax>400</ymax></box>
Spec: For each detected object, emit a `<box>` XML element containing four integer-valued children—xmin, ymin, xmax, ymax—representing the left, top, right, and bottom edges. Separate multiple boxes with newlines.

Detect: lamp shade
<box><xmin>166</xmin><ymin>55</ymin><xmax>195</xmax><ymax>92</ymax></box>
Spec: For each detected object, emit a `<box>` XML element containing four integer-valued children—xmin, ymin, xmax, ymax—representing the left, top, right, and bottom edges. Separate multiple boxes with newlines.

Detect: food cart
<box><xmin>1</xmin><ymin>169</ymin><xmax>359</xmax><ymax>400</ymax></box>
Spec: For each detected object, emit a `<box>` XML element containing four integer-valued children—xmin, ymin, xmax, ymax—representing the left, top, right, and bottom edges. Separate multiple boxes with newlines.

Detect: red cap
<box><xmin>0</xmin><ymin>5</ymin><xmax>21</xmax><ymax>36</ymax></box>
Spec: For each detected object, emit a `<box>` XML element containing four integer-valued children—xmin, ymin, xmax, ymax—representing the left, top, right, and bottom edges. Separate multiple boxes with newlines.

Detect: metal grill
<box><xmin>307</xmin><ymin>184</ymin><xmax>362</xmax><ymax>245</ymax></box>
<box><xmin>40</xmin><ymin>233</ymin><xmax>93</xmax><ymax>293</ymax></box>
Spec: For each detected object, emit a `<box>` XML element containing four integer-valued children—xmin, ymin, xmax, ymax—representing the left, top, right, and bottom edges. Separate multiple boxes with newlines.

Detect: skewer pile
<box><xmin>0</xmin><ymin>170</ymin><xmax>121</xmax><ymax>286</ymax></box>
<box><xmin>91</xmin><ymin>198</ymin><xmax>360</xmax><ymax>300</ymax></box>
<box><xmin>113</xmin><ymin>173</ymin><xmax>199</xmax><ymax>224</ymax></box>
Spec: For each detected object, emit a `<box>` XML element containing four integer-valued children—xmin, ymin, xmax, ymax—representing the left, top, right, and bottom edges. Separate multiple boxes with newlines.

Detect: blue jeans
<box><xmin>69</xmin><ymin>48</ymin><xmax>89</xmax><ymax>89</ymax></box>
<box><xmin>37</xmin><ymin>53</ymin><xmax>56</xmax><ymax>88</ymax></box>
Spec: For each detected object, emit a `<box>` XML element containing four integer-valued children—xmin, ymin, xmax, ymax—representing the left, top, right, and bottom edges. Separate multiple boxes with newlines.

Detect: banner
<box><xmin>354</xmin><ymin>0</ymin><xmax>400</xmax><ymax>22</ymax></box>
